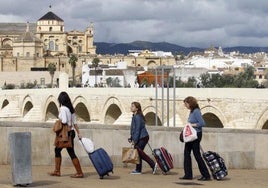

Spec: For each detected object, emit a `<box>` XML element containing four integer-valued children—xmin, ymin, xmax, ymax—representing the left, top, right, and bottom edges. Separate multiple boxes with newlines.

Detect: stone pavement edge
<box><xmin>0</xmin><ymin>165</ymin><xmax>268</xmax><ymax>188</ymax></box>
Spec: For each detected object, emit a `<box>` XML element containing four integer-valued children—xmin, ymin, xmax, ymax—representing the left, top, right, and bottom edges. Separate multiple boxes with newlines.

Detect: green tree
<box><xmin>179</xmin><ymin>51</ymin><xmax>185</xmax><ymax>60</ymax></box>
<box><xmin>92</xmin><ymin>57</ymin><xmax>100</xmax><ymax>87</ymax></box>
<box><xmin>184</xmin><ymin>76</ymin><xmax>197</xmax><ymax>87</ymax></box>
<box><xmin>69</xmin><ymin>54</ymin><xmax>78</xmax><ymax>87</ymax></box>
<box><xmin>48</xmin><ymin>63</ymin><xmax>56</xmax><ymax>88</ymax></box>
<box><xmin>221</xmin><ymin>74</ymin><xmax>235</xmax><ymax>87</ymax></box>
<box><xmin>210</xmin><ymin>74</ymin><xmax>224</xmax><ymax>87</ymax></box>
<box><xmin>234</xmin><ymin>66</ymin><xmax>258</xmax><ymax>88</ymax></box>
<box><xmin>106</xmin><ymin>77</ymin><xmax>113</xmax><ymax>87</ymax></box>
<box><xmin>200</xmin><ymin>73</ymin><xmax>212</xmax><ymax>87</ymax></box>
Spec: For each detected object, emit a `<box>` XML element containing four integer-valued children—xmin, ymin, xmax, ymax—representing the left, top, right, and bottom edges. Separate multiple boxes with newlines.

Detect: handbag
<box><xmin>122</xmin><ymin>147</ymin><xmax>140</xmax><ymax>164</ymax></box>
<box><xmin>55</xmin><ymin>135</ymin><xmax>72</xmax><ymax>148</ymax></box>
<box><xmin>182</xmin><ymin>123</ymin><xmax>198</xmax><ymax>143</ymax></box>
<box><xmin>54</xmin><ymin>125</ymin><xmax>72</xmax><ymax>148</ymax></box>
<box><xmin>53</xmin><ymin>120</ymin><xmax>63</xmax><ymax>133</ymax></box>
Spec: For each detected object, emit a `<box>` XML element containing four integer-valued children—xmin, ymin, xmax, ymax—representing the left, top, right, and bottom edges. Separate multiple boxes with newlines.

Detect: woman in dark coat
<box><xmin>129</xmin><ymin>101</ymin><xmax>157</xmax><ymax>175</ymax></box>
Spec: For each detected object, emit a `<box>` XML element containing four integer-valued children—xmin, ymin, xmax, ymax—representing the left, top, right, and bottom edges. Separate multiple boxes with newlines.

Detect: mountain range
<box><xmin>94</xmin><ymin>41</ymin><xmax>268</xmax><ymax>55</ymax></box>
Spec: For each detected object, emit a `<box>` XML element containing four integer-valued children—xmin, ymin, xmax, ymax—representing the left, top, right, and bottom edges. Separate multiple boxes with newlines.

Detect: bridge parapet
<box><xmin>0</xmin><ymin>121</ymin><xmax>267</xmax><ymax>169</ymax></box>
<box><xmin>0</xmin><ymin>88</ymin><xmax>267</xmax><ymax>129</ymax></box>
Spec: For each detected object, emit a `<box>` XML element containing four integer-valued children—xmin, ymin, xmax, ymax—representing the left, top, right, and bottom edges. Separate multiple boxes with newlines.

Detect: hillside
<box><xmin>94</xmin><ymin>41</ymin><xmax>268</xmax><ymax>55</ymax></box>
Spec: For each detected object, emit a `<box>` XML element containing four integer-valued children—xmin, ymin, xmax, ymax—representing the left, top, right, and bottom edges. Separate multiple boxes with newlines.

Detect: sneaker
<box><xmin>130</xmin><ymin>170</ymin><xmax>142</xmax><ymax>175</ymax></box>
<box><xmin>152</xmin><ymin>163</ymin><xmax>158</xmax><ymax>174</ymax></box>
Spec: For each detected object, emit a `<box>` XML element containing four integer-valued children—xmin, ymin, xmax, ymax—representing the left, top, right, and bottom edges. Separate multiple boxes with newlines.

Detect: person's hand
<box><xmin>128</xmin><ymin>138</ymin><xmax>132</xmax><ymax>143</ymax></box>
<box><xmin>78</xmin><ymin>134</ymin><xmax>82</xmax><ymax>139</ymax></box>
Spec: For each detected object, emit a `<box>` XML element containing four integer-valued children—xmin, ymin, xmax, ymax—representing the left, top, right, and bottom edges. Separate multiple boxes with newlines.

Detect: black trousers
<box><xmin>135</xmin><ymin>136</ymin><xmax>155</xmax><ymax>172</ymax></box>
<box><xmin>183</xmin><ymin>132</ymin><xmax>210</xmax><ymax>178</ymax></box>
<box><xmin>55</xmin><ymin>130</ymin><xmax>77</xmax><ymax>159</ymax></box>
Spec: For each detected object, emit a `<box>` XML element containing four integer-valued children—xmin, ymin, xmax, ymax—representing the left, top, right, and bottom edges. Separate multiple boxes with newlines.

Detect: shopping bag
<box><xmin>183</xmin><ymin>124</ymin><xmax>198</xmax><ymax>143</ymax></box>
<box><xmin>122</xmin><ymin>147</ymin><xmax>140</xmax><ymax>164</ymax></box>
<box><xmin>79</xmin><ymin>137</ymin><xmax>94</xmax><ymax>153</ymax></box>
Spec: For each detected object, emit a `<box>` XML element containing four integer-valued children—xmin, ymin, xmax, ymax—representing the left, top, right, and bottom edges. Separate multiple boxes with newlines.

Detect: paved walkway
<box><xmin>0</xmin><ymin>165</ymin><xmax>268</xmax><ymax>188</ymax></box>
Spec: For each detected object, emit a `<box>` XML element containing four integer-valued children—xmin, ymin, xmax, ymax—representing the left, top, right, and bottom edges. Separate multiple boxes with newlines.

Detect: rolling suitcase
<box><xmin>89</xmin><ymin>148</ymin><xmax>114</xmax><ymax>179</ymax></box>
<box><xmin>201</xmin><ymin>146</ymin><xmax>228</xmax><ymax>180</ymax></box>
<box><xmin>79</xmin><ymin>139</ymin><xmax>113</xmax><ymax>179</ymax></box>
<box><xmin>148</xmin><ymin>144</ymin><xmax>173</xmax><ymax>174</ymax></box>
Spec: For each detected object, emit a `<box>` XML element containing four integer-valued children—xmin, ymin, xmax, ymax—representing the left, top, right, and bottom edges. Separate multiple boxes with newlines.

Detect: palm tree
<box><xmin>92</xmin><ymin>57</ymin><xmax>100</xmax><ymax>87</ymax></box>
<box><xmin>69</xmin><ymin>54</ymin><xmax>78</xmax><ymax>87</ymax></box>
<box><xmin>48</xmin><ymin>63</ymin><xmax>56</xmax><ymax>88</ymax></box>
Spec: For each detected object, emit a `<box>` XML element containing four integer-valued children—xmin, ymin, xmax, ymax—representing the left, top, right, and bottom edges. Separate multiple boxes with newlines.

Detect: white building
<box><xmin>82</xmin><ymin>61</ymin><xmax>136</xmax><ymax>87</ymax></box>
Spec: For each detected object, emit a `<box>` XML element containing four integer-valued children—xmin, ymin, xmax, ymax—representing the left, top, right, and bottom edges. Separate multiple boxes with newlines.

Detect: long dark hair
<box><xmin>132</xmin><ymin>101</ymin><xmax>146</xmax><ymax>121</ymax></box>
<box><xmin>183</xmin><ymin>96</ymin><xmax>200</xmax><ymax>112</ymax></box>
<box><xmin>58</xmin><ymin>91</ymin><xmax>75</xmax><ymax>114</ymax></box>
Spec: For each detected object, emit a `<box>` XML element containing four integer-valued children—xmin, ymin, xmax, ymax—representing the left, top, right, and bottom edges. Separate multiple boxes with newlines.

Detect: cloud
<box><xmin>1</xmin><ymin>0</ymin><xmax>268</xmax><ymax>48</ymax></box>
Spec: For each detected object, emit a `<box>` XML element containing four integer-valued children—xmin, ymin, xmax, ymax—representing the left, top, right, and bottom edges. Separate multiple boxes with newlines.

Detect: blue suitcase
<box><xmin>89</xmin><ymin>148</ymin><xmax>113</xmax><ymax>179</ymax></box>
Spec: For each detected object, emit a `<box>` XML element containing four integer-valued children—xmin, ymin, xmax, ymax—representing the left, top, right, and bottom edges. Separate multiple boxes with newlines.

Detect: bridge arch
<box><xmin>143</xmin><ymin>105</ymin><xmax>162</xmax><ymax>126</ymax></box>
<box><xmin>73</xmin><ymin>96</ymin><xmax>90</xmax><ymax>122</ymax></box>
<box><xmin>256</xmin><ymin>108</ymin><xmax>268</xmax><ymax>129</ymax></box>
<box><xmin>43</xmin><ymin>95</ymin><xmax>59</xmax><ymax>122</ymax></box>
<box><xmin>102</xmin><ymin>97</ymin><xmax>123</xmax><ymax>124</ymax></box>
<box><xmin>201</xmin><ymin>105</ymin><xmax>226</xmax><ymax>128</ymax></box>
<box><xmin>22</xmin><ymin>95</ymin><xmax>33</xmax><ymax>117</ymax></box>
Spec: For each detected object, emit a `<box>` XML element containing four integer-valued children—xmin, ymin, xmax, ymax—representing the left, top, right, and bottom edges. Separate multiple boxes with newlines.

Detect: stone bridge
<box><xmin>0</xmin><ymin>87</ymin><xmax>268</xmax><ymax>129</ymax></box>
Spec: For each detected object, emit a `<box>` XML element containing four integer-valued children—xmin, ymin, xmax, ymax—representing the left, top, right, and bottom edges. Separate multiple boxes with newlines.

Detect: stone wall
<box><xmin>1</xmin><ymin>121</ymin><xmax>267</xmax><ymax>169</ymax></box>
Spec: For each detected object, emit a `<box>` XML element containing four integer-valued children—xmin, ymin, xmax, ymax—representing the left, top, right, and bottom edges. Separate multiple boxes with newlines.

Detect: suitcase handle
<box><xmin>147</xmin><ymin>143</ymin><xmax>154</xmax><ymax>155</ymax></box>
<box><xmin>200</xmin><ymin>145</ymin><xmax>204</xmax><ymax>154</ymax></box>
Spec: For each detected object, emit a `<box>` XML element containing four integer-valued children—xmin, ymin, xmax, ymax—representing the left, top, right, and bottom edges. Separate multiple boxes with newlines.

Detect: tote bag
<box><xmin>122</xmin><ymin>147</ymin><xmax>140</xmax><ymax>164</ymax></box>
<box><xmin>183</xmin><ymin>124</ymin><xmax>198</xmax><ymax>143</ymax></box>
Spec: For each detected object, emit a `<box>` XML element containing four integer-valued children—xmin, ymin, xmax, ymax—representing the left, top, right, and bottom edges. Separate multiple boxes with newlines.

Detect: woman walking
<box><xmin>49</xmin><ymin>91</ymin><xmax>84</xmax><ymax>178</ymax></box>
<box><xmin>180</xmin><ymin>96</ymin><xmax>211</xmax><ymax>181</ymax></box>
<box><xmin>128</xmin><ymin>102</ymin><xmax>157</xmax><ymax>175</ymax></box>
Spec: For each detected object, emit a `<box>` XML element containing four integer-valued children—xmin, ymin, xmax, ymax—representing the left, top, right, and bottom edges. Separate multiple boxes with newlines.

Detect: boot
<box><xmin>71</xmin><ymin>158</ymin><xmax>84</xmax><ymax>178</ymax></box>
<box><xmin>49</xmin><ymin>157</ymin><xmax>61</xmax><ymax>176</ymax></box>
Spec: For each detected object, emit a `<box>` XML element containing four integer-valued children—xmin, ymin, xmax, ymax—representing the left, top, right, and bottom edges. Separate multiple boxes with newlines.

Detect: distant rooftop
<box><xmin>38</xmin><ymin>11</ymin><xmax>63</xmax><ymax>21</ymax></box>
<box><xmin>0</xmin><ymin>23</ymin><xmax>36</xmax><ymax>35</ymax></box>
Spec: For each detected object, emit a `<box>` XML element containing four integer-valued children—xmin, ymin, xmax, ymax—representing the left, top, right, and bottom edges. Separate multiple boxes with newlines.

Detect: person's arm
<box><xmin>72</xmin><ymin>113</ymin><xmax>82</xmax><ymax>138</ymax></box>
<box><xmin>58</xmin><ymin>106</ymin><xmax>68</xmax><ymax>124</ymax></box>
<box><xmin>131</xmin><ymin>115</ymin><xmax>142</xmax><ymax>145</ymax></box>
<box><xmin>191</xmin><ymin>109</ymin><xmax>205</xmax><ymax>128</ymax></box>
<box><xmin>74</xmin><ymin>124</ymin><xmax>82</xmax><ymax>139</ymax></box>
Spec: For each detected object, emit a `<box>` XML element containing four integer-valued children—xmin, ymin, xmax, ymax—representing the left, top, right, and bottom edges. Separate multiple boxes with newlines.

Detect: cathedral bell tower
<box><xmin>36</xmin><ymin>10</ymin><xmax>67</xmax><ymax>56</ymax></box>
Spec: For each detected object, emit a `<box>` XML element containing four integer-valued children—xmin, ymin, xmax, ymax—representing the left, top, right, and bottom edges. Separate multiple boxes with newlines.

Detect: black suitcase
<box><xmin>148</xmin><ymin>144</ymin><xmax>173</xmax><ymax>174</ymax></box>
<box><xmin>201</xmin><ymin>146</ymin><xmax>228</xmax><ymax>180</ymax></box>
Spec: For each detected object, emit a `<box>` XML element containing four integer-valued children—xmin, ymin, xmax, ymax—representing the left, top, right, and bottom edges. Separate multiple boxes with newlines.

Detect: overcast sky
<box><xmin>1</xmin><ymin>0</ymin><xmax>268</xmax><ymax>48</ymax></box>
